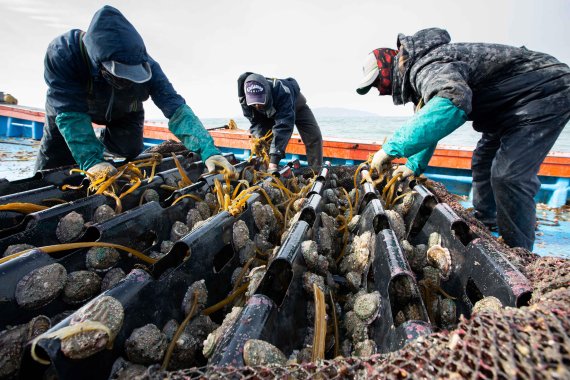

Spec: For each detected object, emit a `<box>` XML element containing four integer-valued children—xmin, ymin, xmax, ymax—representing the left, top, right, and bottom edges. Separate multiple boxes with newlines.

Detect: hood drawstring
<box><xmin>105</xmin><ymin>86</ymin><xmax>114</xmax><ymax>122</ymax></box>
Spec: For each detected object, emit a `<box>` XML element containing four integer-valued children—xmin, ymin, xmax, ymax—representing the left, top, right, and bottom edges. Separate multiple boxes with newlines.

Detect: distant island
<box><xmin>311</xmin><ymin>107</ymin><xmax>379</xmax><ymax>118</ymax></box>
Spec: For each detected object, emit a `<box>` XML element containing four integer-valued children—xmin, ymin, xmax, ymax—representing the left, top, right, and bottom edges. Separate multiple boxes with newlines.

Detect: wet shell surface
<box><xmin>243</xmin><ymin>339</ymin><xmax>287</xmax><ymax>366</ymax></box>
<box><xmin>61</xmin><ymin>296</ymin><xmax>124</xmax><ymax>359</ymax></box>
<box><xmin>101</xmin><ymin>268</ymin><xmax>127</xmax><ymax>292</ymax></box>
<box><xmin>427</xmin><ymin>245</ymin><xmax>452</xmax><ymax>279</ymax></box>
<box><xmin>232</xmin><ymin>220</ymin><xmax>250</xmax><ymax>251</ymax></box>
<box><xmin>15</xmin><ymin>263</ymin><xmax>67</xmax><ymax>309</ymax></box>
<box><xmin>472</xmin><ymin>296</ymin><xmax>503</xmax><ymax>314</ymax></box>
<box><xmin>204</xmin><ymin>193</ymin><xmax>218</xmax><ymax>213</ymax></box>
<box><xmin>3</xmin><ymin>243</ymin><xmax>35</xmax><ymax>258</ymax></box>
<box><xmin>86</xmin><ymin>246</ymin><xmax>120</xmax><ymax>272</ymax></box>
<box><xmin>125</xmin><ymin>324</ymin><xmax>167</xmax><ymax>365</ymax></box>
<box><xmin>182</xmin><ymin>280</ymin><xmax>208</xmax><ymax>315</ymax></box>
<box><xmin>171</xmin><ymin>221</ymin><xmax>190</xmax><ymax>241</ymax></box>
<box><xmin>0</xmin><ymin>315</ymin><xmax>50</xmax><ymax>379</ymax></box>
<box><xmin>323</xmin><ymin>203</ymin><xmax>339</xmax><ymax>217</ymax></box>
<box><xmin>203</xmin><ymin>306</ymin><xmax>243</xmax><ymax>358</ymax></box>
<box><xmin>347</xmin><ymin>215</ymin><xmax>361</xmax><ymax>233</ymax></box>
<box><xmin>109</xmin><ymin>357</ymin><xmax>147</xmax><ymax>380</ymax></box>
<box><xmin>239</xmin><ymin>240</ymin><xmax>255</xmax><ymax>264</ymax></box>
<box><xmin>56</xmin><ymin>211</ymin><xmax>85</xmax><ymax>243</ymax></box>
<box><xmin>195</xmin><ymin>201</ymin><xmax>211</xmax><ymax>220</ymax></box>
<box><xmin>393</xmin><ymin>191</ymin><xmax>415</xmax><ymax>218</ymax></box>
<box><xmin>141</xmin><ymin>189</ymin><xmax>160</xmax><ymax>204</ymax></box>
<box><xmin>345</xmin><ymin>271</ymin><xmax>362</xmax><ymax>291</ymax></box>
<box><xmin>252</xmin><ymin>202</ymin><xmax>276</xmax><ymax>231</ymax></box>
<box><xmin>62</xmin><ymin>271</ymin><xmax>101</xmax><ymax>305</ymax></box>
<box><xmin>302</xmin><ymin>272</ymin><xmax>326</xmax><ymax>294</ymax></box>
<box><xmin>353</xmin><ymin>292</ymin><xmax>381</xmax><ymax>323</ymax></box>
<box><xmin>353</xmin><ymin>339</ymin><xmax>377</xmax><ymax>357</ymax></box>
<box><xmin>186</xmin><ymin>209</ymin><xmax>203</xmax><ymax>229</ymax></box>
<box><xmin>160</xmin><ymin>240</ymin><xmax>174</xmax><ymax>254</ymax></box>
<box><xmin>340</xmin><ymin>232</ymin><xmax>373</xmax><ymax>274</ymax></box>
<box><xmin>168</xmin><ymin>315</ymin><xmax>218</xmax><ymax>369</ymax></box>
<box><xmin>385</xmin><ymin>210</ymin><xmax>406</xmax><ymax>241</ymax></box>
<box><xmin>93</xmin><ymin>204</ymin><xmax>116</xmax><ymax>224</ymax></box>
<box><xmin>316</xmin><ymin>227</ymin><xmax>334</xmax><ymax>256</ymax></box>
<box><xmin>162</xmin><ymin>319</ymin><xmax>180</xmax><ymax>342</ymax></box>
<box><xmin>438</xmin><ymin>298</ymin><xmax>456</xmax><ymax>328</ymax></box>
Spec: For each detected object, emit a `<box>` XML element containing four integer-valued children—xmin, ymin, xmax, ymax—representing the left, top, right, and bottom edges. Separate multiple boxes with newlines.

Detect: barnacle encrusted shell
<box><xmin>472</xmin><ymin>296</ymin><xmax>503</xmax><ymax>314</ymax></box>
<box><xmin>171</xmin><ymin>221</ymin><xmax>190</xmax><ymax>241</ymax></box>
<box><xmin>181</xmin><ymin>280</ymin><xmax>208</xmax><ymax>315</ymax></box>
<box><xmin>232</xmin><ymin>220</ymin><xmax>250</xmax><ymax>251</ymax></box>
<box><xmin>93</xmin><ymin>204</ymin><xmax>116</xmax><ymax>224</ymax></box>
<box><xmin>125</xmin><ymin>324</ymin><xmax>167</xmax><ymax>365</ymax></box>
<box><xmin>167</xmin><ymin>315</ymin><xmax>217</xmax><ymax>369</ymax></box>
<box><xmin>385</xmin><ymin>210</ymin><xmax>406</xmax><ymax>241</ymax></box>
<box><xmin>56</xmin><ymin>211</ymin><xmax>85</xmax><ymax>243</ymax></box>
<box><xmin>340</xmin><ymin>231</ymin><xmax>373</xmax><ymax>274</ymax></box>
<box><xmin>195</xmin><ymin>201</ymin><xmax>211</xmax><ymax>220</ymax></box>
<box><xmin>3</xmin><ymin>243</ymin><xmax>35</xmax><ymax>258</ymax></box>
<box><xmin>101</xmin><ymin>268</ymin><xmax>126</xmax><ymax>292</ymax></box>
<box><xmin>15</xmin><ymin>263</ymin><xmax>67</xmax><ymax>309</ymax></box>
<box><xmin>203</xmin><ymin>306</ymin><xmax>243</xmax><ymax>358</ymax></box>
<box><xmin>252</xmin><ymin>202</ymin><xmax>276</xmax><ymax>231</ymax></box>
<box><xmin>427</xmin><ymin>245</ymin><xmax>452</xmax><ymax>279</ymax></box>
<box><xmin>61</xmin><ymin>296</ymin><xmax>124</xmax><ymax>359</ymax></box>
<box><xmin>186</xmin><ymin>209</ymin><xmax>203</xmax><ymax>229</ymax></box>
<box><xmin>0</xmin><ymin>315</ymin><xmax>50</xmax><ymax>379</ymax></box>
<box><xmin>62</xmin><ymin>271</ymin><xmax>101</xmax><ymax>305</ymax></box>
<box><xmin>86</xmin><ymin>246</ymin><xmax>120</xmax><ymax>272</ymax></box>
<box><xmin>302</xmin><ymin>272</ymin><xmax>326</xmax><ymax>294</ymax></box>
<box><xmin>353</xmin><ymin>339</ymin><xmax>377</xmax><ymax>357</ymax></box>
<box><xmin>393</xmin><ymin>191</ymin><xmax>416</xmax><ymax>218</ymax></box>
<box><xmin>439</xmin><ymin>298</ymin><xmax>456</xmax><ymax>328</ymax></box>
<box><xmin>243</xmin><ymin>339</ymin><xmax>287</xmax><ymax>366</ymax></box>
<box><xmin>353</xmin><ymin>291</ymin><xmax>381</xmax><ymax>323</ymax></box>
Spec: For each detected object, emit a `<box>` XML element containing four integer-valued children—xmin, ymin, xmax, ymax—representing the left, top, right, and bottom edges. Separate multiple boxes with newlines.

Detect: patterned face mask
<box><xmin>372</xmin><ymin>48</ymin><xmax>397</xmax><ymax>95</ymax></box>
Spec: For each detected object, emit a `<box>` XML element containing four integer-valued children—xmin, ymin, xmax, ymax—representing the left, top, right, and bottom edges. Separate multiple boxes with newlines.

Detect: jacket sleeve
<box><xmin>414</xmin><ymin>61</ymin><xmax>473</xmax><ymax>114</ymax></box>
<box><xmin>404</xmin><ymin>144</ymin><xmax>437</xmax><ymax>175</ymax></box>
<box><xmin>148</xmin><ymin>59</ymin><xmax>186</xmax><ymax>119</ymax></box>
<box><xmin>44</xmin><ymin>34</ymin><xmax>89</xmax><ymax>114</ymax></box>
<box><xmin>382</xmin><ymin>96</ymin><xmax>467</xmax><ymax>162</ymax></box>
<box><xmin>269</xmin><ymin>83</ymin><xmax>295</xmax><ymax>162</ymax></box>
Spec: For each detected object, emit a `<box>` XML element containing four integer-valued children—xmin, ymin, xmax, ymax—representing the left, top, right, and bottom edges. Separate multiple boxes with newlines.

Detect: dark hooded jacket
<box><xmin>238</xmin><ymin>72</ymin><xmax>300</xmax><ymax>159</ymax></box>
<box><xmin>44</xmin><ymin>6</ymin><xmax>185</xmax><ymax>122</ymax></box>
<box><xmin>391</xmin><ymin>28</ymin><xmax>570</xmax><ymax>132</ymax></box>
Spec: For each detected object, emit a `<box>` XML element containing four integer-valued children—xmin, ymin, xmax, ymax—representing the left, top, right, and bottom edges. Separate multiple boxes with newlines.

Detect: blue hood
<box><xmin>83</xmin><ymin>6</ymin><xmax>148</xmax><ymax>67</ymax></box>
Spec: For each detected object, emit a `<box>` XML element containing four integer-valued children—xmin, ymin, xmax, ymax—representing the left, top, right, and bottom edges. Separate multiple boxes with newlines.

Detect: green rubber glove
<box><xmin>55</xmin><ymin>112</ymin><xmax>104</xmax><ymax>170</ymax></box>
<box><xmin>383</xmin><ymin>97</ymin><xmax>467</xmax><ymax>175</ymax></box>
<box><xmin>168</xmin><ymin>104</ymin><xmax>221</xmax><ymax>161</ymax></box>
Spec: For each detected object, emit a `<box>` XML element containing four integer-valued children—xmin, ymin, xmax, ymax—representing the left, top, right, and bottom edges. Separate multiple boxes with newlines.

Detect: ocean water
<box><xmin>202</xmin><ymin>116</ymin><xmax>570</xmax><ymax>152</ymax></box>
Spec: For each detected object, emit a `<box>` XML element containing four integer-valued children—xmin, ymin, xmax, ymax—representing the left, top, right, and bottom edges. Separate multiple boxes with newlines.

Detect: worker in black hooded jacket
<box><xmin>238</xmin><ymin>72</ymin><xmax>323</xmax><ymax>171</ymax></box>
<box><xmin>357</xmin><ymin>28</ymin><xmax>570</xmax><ymax>251</ymax></box>
<box><xmin>35</xmin><ymin>6</ymin><xmax>234</xmax><ymax>176</ymax></box>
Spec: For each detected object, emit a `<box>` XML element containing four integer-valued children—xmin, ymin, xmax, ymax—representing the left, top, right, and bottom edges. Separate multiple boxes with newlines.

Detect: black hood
<box><xmin>83</xmin><ymin>6</ymin><xmax>148</xmax><ymax>67</ymax></box>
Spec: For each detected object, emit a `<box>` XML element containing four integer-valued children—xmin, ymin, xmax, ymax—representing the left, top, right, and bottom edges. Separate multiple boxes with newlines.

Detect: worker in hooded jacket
<box><xmin>35</xmin><ymin>5</ymin><xmax>235</xmax><ymax>176</ymax></box>
<box><xmin>357</xmin><ymin>28</ymin><xmax>570</xmax><ymax>251</ymax></box>
<box><xmin>238</xmin><ymin>72</ymin><xmax>323</xmax><ymax>172</ymax></box>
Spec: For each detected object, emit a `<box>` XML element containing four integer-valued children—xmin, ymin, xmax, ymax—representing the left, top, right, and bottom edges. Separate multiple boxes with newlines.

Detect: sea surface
<box><xmin>201</xmin><ymin>116</ymin><xmax>570</xmax><ymax>152</ymax></box>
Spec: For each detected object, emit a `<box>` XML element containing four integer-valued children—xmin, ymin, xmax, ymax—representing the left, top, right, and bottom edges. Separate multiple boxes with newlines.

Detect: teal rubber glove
<box><xmin>383</xmin><ymin>97</ymin><xmax>467</xmax><ymax>175</ymax></box>
<box><xmin>168</xmin><ymin>104</ymin><xmax>221</xmax><ymax>161</ymax></box>
<box><xmin>55</xmin><ymin>112</ymin><xmax>104</xmax><ymax>170</ymax></box>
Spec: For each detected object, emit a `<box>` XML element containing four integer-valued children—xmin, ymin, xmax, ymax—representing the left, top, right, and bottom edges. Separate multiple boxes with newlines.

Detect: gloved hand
<box><xmin>86</xmin><ymin>162</ymin><xmax>117</xmax><ymax>179</ymax></box>
<box><xmin>205</xmin><ymin>155</ymin><xmax>236</xmax><ymax>173</ymax></box>
<box><xmin>267</xmin><ymin>163</ymin><xmax>279</xmax><ymax>175</ymax></box>
<box><xmin>393</xmin><ymin>165</ymin><xmax>414</xmax><ymax>180</ymax></box>
<box><xmin>370</xmin><ymin>149</ymin><xmax>394</xmax><ymax>173</ymax></box>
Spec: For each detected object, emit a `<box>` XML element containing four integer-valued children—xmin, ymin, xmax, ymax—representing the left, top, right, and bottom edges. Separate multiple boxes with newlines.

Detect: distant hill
<box><xmin>311</xmin><ymin>107</ymin><xmax>379</xmax><ymax>118</ymax></box>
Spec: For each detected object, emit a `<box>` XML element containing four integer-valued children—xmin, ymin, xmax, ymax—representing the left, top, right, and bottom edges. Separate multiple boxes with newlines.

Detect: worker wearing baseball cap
<box><xmin>238</xmin><ymin>72</ymin><xmax>323</xmax><ymax>172</ymax></box>
<box><xmin>35</xmin><ymin>5</ymin><xmax>234</xmax><ymax>176</ymax></box>
<box><xmin>357</xmin><ymin>28</ymin><xmax>570</xmax><ymax>251</ymax></box>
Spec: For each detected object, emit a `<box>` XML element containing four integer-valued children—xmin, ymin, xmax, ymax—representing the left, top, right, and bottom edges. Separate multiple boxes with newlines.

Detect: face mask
<box><xmin>101</xmin><ymin>68</ymin><xmax>133</xmax><ymax>90</ymax></box>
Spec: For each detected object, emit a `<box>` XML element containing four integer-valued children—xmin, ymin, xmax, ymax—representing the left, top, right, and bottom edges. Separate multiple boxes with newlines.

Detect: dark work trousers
<box><xmin>471</xmin><ymin>86</ymin><xmax>570</xmax><ymax>251</ymax></box>
<box><xmin>34</xmin><ymin>111</ymin><xmax>145</xmax><ymax>172</ymax></box>
<box><xmin>294</xmin><ymin>93</ymin><xmax>323</xmax><ymax>169</ymax></box>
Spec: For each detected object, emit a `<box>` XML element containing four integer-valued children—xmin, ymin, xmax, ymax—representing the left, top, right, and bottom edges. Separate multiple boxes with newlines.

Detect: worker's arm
<box><xmin>382</xmin><ymin>96</ymin><xmax>467</xmax><ymax>174</ymax></box>
<box><xmin>44</xmin><ymin>32</ymin><xmax>105</xmax><ymax>170</ymax></box>
<box><xmin>269</xmin><ymin>82</ymin><xmax>295</xmax><ymax>165</ymax></box>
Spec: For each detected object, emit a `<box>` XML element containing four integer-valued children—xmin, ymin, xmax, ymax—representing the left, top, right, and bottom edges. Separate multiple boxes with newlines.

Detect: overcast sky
<box><xmin>1</xmin><ymin>0</ymin><xmax>568</xmax><ymax>119</ymax></box>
